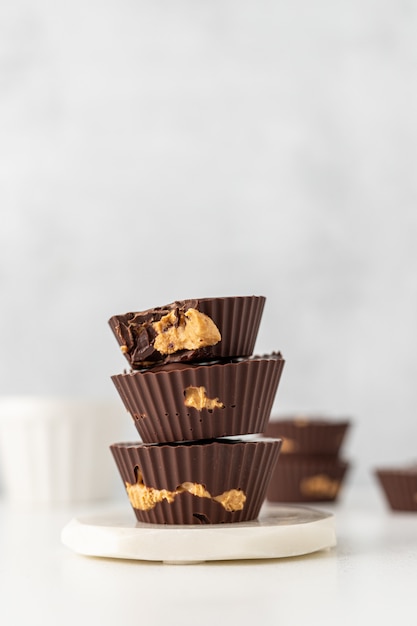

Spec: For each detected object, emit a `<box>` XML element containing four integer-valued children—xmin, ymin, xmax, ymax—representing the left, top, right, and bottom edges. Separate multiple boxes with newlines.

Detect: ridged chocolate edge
<box><xmin>375</xmin><ymin>470</ymin><xmax>417</xmax><ymax>511</ymax></box>
<box><xmin>112</xmin><ymin>353</ymin><xmax>284</xmax><ymax>443</ymax></box>
<box><xmin>110</xmin><ymin>437</ymin><xmax>282</xmax><ymax>524</ymax></box>
<box><xmin>266</xmin><ymin>456</ymin><xmax>349</xmax><ymax>503</ymax></box>
<box><xmin>109</xmin><ymin>295</ymin><xmax>266</xmax><ymax>369</ymax></box>
<box><xmin>265</xmin><ymin>419</ymin><xmax>350</xmax><ymax>455</ymax></box>
<box><xmin>197</xmin><ymin>296</ymin><xmax>265</xmax><ymax>360</ymax></box>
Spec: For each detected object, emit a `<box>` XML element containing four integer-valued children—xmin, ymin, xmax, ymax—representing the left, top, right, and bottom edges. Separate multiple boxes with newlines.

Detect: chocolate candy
<box><xmin>112</xmin><ymin>352</ymin><xmax>285</xmax><ymax>443</ymax></box>
<box><xmin>109</xmin><ymin>296</ymin><xmax>266</xmax><ymax>369</ymax></box>
<box><xmin>375</xmin><ymin>466</ymin><xmax>417</xmax><ymax>512</ymax></box>
<box><xmin>110</xmin><ymin>437</ymin><xmax>282</xmax><ymax>524</ymax></box>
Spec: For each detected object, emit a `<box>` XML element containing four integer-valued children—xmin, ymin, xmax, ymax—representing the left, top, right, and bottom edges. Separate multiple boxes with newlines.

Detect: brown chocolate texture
<box><xmin>110</xmin><ymin>437</ymin><xmax>282</xmax><ymax>524</ymax></box>
<box><xmin>109</xmin><ymin>300</ymin><xmax>218</xmax><ymax>368</ymax></box>
<box><xmin>111</xmin><ymin>352</ymin><xmax>284</xmax><ymax>443</ymax></box>
<box><xmin>108</xmin><ymin>296</ymin><xmax>266</xmax><ymax>370</ymax></box>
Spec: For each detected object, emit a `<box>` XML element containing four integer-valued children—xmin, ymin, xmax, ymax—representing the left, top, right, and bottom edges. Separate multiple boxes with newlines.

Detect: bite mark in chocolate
<box><xmin>125</xmin><ymin>470</ymin><xmax>246</xmax><ymax>512</ymax></box>
<box><xmin>153</xmin><ymin>308</ymin><xmax>221</xmax><ymax>355</ymax></box>
<box><xmin>109</xmin><ymin>300</ymin><xmax>223</xmax><ymax>368</ymax></box>
<box><xmin>183</xmin><ymin>386</ymin><xmax>225</xmax><ymax>411</ymax></box>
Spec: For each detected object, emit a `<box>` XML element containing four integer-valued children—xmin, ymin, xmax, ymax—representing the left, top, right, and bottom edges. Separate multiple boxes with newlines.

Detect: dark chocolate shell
<box><xmin>265</xmin><ymin>417</ymin><xmax>350</xmax><ymax>455</ymax></box>
<box><xmin>375</xmin><ymin>467</ymin><xmax>417</xmax><ymax>512</ymax></box>
<box><xmin>266</xmin><ymin>454</ymin><xmax>349</xmax><ymax>503</ymax></box>
<box><xmin>108</xmin><ymin>296</ymin><xmax>266</xmax><ymax>369</ymax></box>
<box><xmin>110</xmin><ymin>437</ymin><xmax>282</xmax><ymax>524</ymax></box>
<box><xmin>112</xmin><ymin>352</ymin><xmax>284</xmax><ymax>443</ymax></box>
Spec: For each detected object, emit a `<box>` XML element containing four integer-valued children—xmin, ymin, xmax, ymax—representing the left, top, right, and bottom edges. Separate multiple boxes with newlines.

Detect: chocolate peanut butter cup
<box><xmin>375</xmin><ymin>466</ymin><xmax>417</xmax><ymax>512</ymax></box>
<box><xmin>266</xmin><ymin>454</ymin><xmax>349</xmax><ymax>503</ymax></box>
<box><xmin>108</xmin><ymin>296</ymin><xmax>265</xmax><ymax>369</ymax></box>
<box><xmin>112</xmin><ymin>352</ymin><xmax>285</xmax><ymax>443</ymax></box>
<box><xmin>265</xmin><ymin>417</ymin><xmax>350</xmax><ymax>456</ymax></box>
<box><xmin>110</xmin><ymin>437</ymin><xmax>282</xmax><ymax>524</ymax></box>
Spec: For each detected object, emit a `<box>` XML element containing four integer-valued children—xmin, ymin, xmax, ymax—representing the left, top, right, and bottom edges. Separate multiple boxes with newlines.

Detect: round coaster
<box><xmin>61</xmin><ymin>504</ymin><xmax>336</xmax><ymax>564</ymax></box>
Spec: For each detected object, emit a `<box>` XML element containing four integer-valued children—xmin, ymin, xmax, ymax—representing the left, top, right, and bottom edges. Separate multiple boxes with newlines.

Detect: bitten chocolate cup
<box><xmin>108</xmin><ymin>295</ymin><xmax>265</xmax><ymax>369</ymax></box>
<box><xmin>112</xmin><ymin>352</ymin><xmax>284</xmax><ymax>443</ymax></box>
<box><xmin>266</xmin><ymin>454</ymin><xmax>349</xmax><ymax>503</ymax></box>
<box><xmin>110</xmin><ymin>437</ymin><xmax>282</xmax><ymax>524</ymax></box>
<box><xmin>375</xmin><ymin>466</ymin><xmax>417</xmax><ymax>512</ymax></box>
<box><xmin>264</xmin><ymin>416</ymin><xmax>350</xmax><ymax>455</ymax></box>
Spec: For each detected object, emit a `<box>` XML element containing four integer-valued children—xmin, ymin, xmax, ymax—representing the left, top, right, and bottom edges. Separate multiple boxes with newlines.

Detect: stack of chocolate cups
<box><xmin>264</xmin><ymin>416</ymin><xmax>351</xmax><ymax>503</ymax></box>
<box><xmin>108</xmin><ymin>296</ymin><xmax>285</xmax><ymax>524</ymax></box>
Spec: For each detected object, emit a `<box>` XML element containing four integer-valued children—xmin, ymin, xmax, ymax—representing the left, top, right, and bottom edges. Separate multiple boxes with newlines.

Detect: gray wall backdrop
<box><xmin>1</xmin><ymin>0</ymin><xmax>417</xmax><ymax>486</ymax></box>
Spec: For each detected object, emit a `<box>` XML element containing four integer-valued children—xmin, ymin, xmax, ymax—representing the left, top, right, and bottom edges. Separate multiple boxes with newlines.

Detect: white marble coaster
<box><xmin>61</xmin><ymin>504</ymin><xmax>336</xmax><ymax>564</ymax></box>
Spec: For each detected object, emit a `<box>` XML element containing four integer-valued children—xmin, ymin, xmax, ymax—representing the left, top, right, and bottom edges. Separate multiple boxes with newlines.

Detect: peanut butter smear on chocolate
<box><xmin>184</xmin><ymin>386</ymin><xmax>224</xmax><ymax>411</ymax></box>
<box><xmin>300</xmin><ymin>474</ymin><xmax>340</xmax><ymax>498</ymax></box>
<box><xmin>125</xmin><ymin>471</ymin><xmax>246</xmax><ymax>512</ymax></box>
<box><xmin>152</xmin><ymin>308</ymin><xmax>221</xmax><ymax>355</ymax></box>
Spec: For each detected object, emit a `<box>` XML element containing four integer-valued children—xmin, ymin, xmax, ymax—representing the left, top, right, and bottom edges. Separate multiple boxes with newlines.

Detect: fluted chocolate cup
<box><xmin>375</xmin><ymin>466</ymin><xmax>417</xmax><ymax>512</ymax></box>
<box><xmin>110</xmin><ymin>437</ymin><xmax>282</xmax><ymax>524</ymax></box>
<box><xmin>266</xmin><ymin>454</ymin><xmax>349</xmax><ymax>503</ymax></box>
<box><xmin>112</xmin><ymin>352</ymin><xmax>284</xmax><ymax>443</ymax></box>
<box><xmin>108</xmin><ymin>295</ymin><xmax>265</xmax><ymax>370</ymax></box>
<box><xmin>265</xmin><ymin>416</ymin><xmax>350</xmax><ymax>455</ymax></box>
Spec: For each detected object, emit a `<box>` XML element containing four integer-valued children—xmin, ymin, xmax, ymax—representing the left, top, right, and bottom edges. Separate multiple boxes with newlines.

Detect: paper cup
<box><xmin>0</xmin><ymin>396</ymin><xmax>129</xmax><ymax>505</ymax></box>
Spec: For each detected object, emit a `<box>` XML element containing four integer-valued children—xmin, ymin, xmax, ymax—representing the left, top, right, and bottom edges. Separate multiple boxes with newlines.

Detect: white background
<box><xmin>1</xmin><ymin>0</ymin><xmax>417</xmax><ymax>486</ymax></box>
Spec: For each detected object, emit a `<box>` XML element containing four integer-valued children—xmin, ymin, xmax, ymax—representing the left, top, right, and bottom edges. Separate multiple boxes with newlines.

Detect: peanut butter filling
<box><xmin>281</xmin><ymin>437</ymin><xmax>296</xmax><ymax>453</ymax></box>
<box><xmin>300</xmin><ymin>474</ymin><xmax>340</xmax><ymax>498</ymax></box>
<box><xmin>152</xmin><ymin>308</ymin><xmax>221</xmax><ymax>355</ymax></box>
<box><xmin>125</xmin><ymin>470</ymin><xmax>246</xmax><ymax>512</ymax></box>
<box><xmin>184</xmin><ymin>386</ymin><xmax>224</xmax><ymax>411</ymax></box>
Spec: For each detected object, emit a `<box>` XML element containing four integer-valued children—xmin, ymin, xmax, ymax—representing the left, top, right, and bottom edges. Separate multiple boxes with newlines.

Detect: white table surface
<box><xmin>0</xmin><ymin>484</ymin><xmax>415</xmax><ymax>626</ymax></box>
